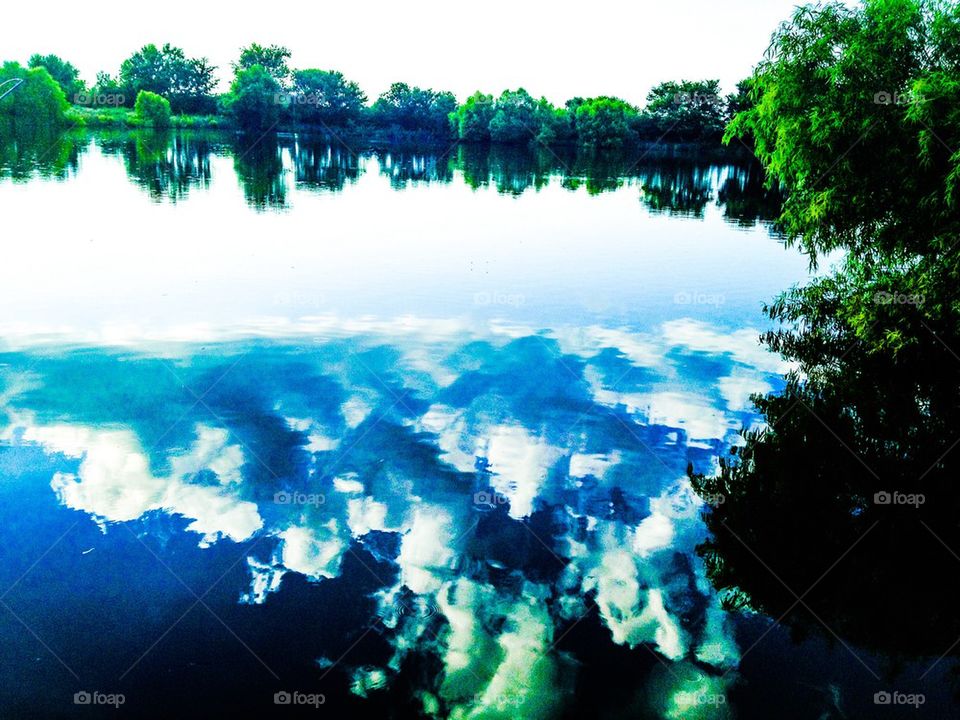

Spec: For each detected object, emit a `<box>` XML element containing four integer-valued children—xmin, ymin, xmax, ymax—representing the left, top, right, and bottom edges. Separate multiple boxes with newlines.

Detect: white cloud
<box><xmin>397</xmin><ymin>506</ymin><xmax>457</xmax><ymax>595</ymax></box>
<box><xmin>483</xmin><ymin>425</ymin><xmax>562</xmax><ymax>519</ymax></box>
<box><xmin>278</xmin><ymin>522</ymin><xmax>345</xmax><ymax>580</ymax></box>
<box><xmin>29</xmin><ymin>423</ymin><xmax>262</xmax><ymax>546</ymax></box>
<box><xmin>569</xmin><ymin>451</ymin><xmax>621</xmax><ymax>480</ymax></box>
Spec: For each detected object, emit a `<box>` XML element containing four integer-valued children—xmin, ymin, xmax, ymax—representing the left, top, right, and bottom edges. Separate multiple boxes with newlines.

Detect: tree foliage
<box><xmin>641</xmin><ymin>79</ymin><xmax>726</xmax><ymax>141</ymax></box>
<box><xmin>234</xmin><ymin>44</ymin><xmax>291</xmax><ymax>84</ymax></box>
<box><xmin>534</xmin><ymin>99</ymin><xmax>575</xmax><ymax>145</ymax></box>
<box><xmin>134</xmin><ymin>90</ymin><xmax>172</xmax><ymax>128</ymax></box>
<box><xmin>575</xmin><ymin>97</ymin><xmax>638</xmax><ymax>147</ymax></box>
<box><xmin>288</xmin><ymin>69</ymin><xmax>366</xmax><ymax>127</ymax></box>
<box><xmin>454</xmin><ymin>92</ymin><xmax>495</xmax><ymax>142</ymax></box>
<box><xmin>0</xmin><ymin>61</ymin><xmax>68</xmax><ymax>126</ymax></box>
<box><xmin>370</xmin><ymin>82</ymin><xmax>457</xmax><ymax>137</ymax></box>
<box><xmin>223</xmin><ymin>65</ymin><xmax>282</xmax><ymax>132</ymax></box>
<box><xmin>692</xmin><ymin>0</ymin><xmax>960</xmax><ymax>660</ymax></box>
<box><xmin>28</xmin><ymin>54</ymin><xmax>84</xmax><ymax>100</ymax></box>
<box><xmin>488</xmin><ymin>88</ymin><xmax>538</xmax><ymax>144</ymax></box>
<box><xmin>726</xmin><ymin>0</ymin><xmax>960</xmax><ymax>258</ymax></box>
<box><xmin>118</xmin><ymin>44</ymin><xmax>217</xmax><ymax>113</ymax></box>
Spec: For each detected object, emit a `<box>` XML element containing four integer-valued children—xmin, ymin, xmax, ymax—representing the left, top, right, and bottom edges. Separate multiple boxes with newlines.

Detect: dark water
<box><xmin>0</xmin><ymin>128</ymin><xmax>951</xmax><ymax>718</ymax></box>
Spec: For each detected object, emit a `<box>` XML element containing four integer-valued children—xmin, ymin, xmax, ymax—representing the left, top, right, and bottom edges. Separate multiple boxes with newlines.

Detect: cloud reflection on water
<box><xmin>0</xmin><ymin>317</ymin><xmax>776</xmax><ymax>717</ymax></box>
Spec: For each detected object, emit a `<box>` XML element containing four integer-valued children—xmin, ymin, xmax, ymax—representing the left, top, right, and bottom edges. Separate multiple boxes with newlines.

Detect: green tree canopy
<box><xmin>28</xmin><ymin>54</ymin><xmax>84</xmax><ymax>100</ymax></box>
<box><xmin>642</xmin><ymin>79</ymin><xmax>726</xmax><ymax>141</ymax></box>
<box><xmin>118</xmin><ymin>44</ymin><xmax>217</xmax><ymax>113</ymax></box>
<box><xmin>0</xmin><ymin>61</ymin><xmax>68</xmax><ymax>127</ymax></box>
<box><xmin>454</xmin><ymin>91</ymin><xmax>495</xmax><ymax>142</ymax></box>
<box><xmin>91</xmin><ymin>71</ymin><xmax>125</xmax><ymax>99</ymax></box>
<box><xmin>370</xmin><ymin>82</ymin><xmax>456</xmax><ymax>137</ymax></box>
<box><xmin>692</xmin><ymin>0</ymin><xmax>960</xmax><ymax>661</ymax></box>
<box><xmin>223</xmin><ymin>65</ymin><xmax>282</xmax><ymax>132</ymax></box>
<box><xmin>234</xmin><ymin>44</ymin><xmax>291</xmax><ymax>85</ymax></box>
<box><xmin>726</xmin><ymin>0</ymin><xmax>960</xmax><ymax>258</ymax></box>
<box><xmin>534</xmin><ymin>98</ymin><xmax>575</xmax><ymax>145</ymax></box>
<box><xmin>288</xmin><ymin>69</ymin><xmax>366</xmax><ymax>127</ymax></box>
<box><xmin>134</xmin><ymin>90</ymin><xmax>172</xmax><ymax>128</ymax></box>
<box><xmin>574</xmin><ymin>97</ymin><xmax>637</xmax><ymax>147</ymax></box>
<box><xmin>488</xmin><ymin>88</ymin><xmax>539</xmax><ymax>144</ymax></box>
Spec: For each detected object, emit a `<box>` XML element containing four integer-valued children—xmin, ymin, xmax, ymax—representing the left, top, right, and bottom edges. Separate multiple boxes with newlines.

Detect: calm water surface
<box><xmin>0</xmin><ymin>129</ymin><xmax>949</xmax><ymax>718</ymax></box>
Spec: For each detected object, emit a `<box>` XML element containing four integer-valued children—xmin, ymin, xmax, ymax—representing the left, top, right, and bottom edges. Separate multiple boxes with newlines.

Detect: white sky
<box><xmin>0</xmin><ymin>0</ymin><xmax>809</xmax><ymax>105</ymax></box>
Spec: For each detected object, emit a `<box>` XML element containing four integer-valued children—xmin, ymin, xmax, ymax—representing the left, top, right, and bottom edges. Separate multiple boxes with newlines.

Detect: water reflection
<box><xmin>0</xmin><ymin>119</ymin><xmax>87</xmax><ymax>181</ymax></box>
<box><xmin>98</xmin><ymin>130</ymin><xmax>217</xmax><ymax>202</ymax></box>
<box><xmin>0</xmin><ymin>322</ymin><xmax>781</xmax><ymax>717</ymax></box>
<box><xmin>2</xmin><ymin>317</ymin><xmax>953</xmax><ymax>716</ymax></box>
<box><xmin>717</xmin><ymin>162</ymin><xmax>785</xmax><ymax>229</ymax></box>
<box><xmin>639</xmin><ymin>166</ymin><xmax>713</xmax><ymax>218</ymax></box>
<box><xmin>290</xmin><ymin>137</ymin><xmax>362</xmax><ymax>192</ymax></box>
<box><xmin>0</xmin><ymin>125</ymin><xmax>782</xmax><ymax>225</ymax></box>
<box><xmin>378</xmin><ymin>148</ymin><xmax>455</xmax><ymax>189</ymax></box>
<box><xmin>234</xmin><ymin>137</ymin><xmax>288</xmax><ymax>210</ymax></box>
<box><xmin>690</xmin><ymin>289</ymin><xmax>960</xmax><ymax>664</ymax></box>
<box><xmin>3</xmin><ymin>123</ymin><xmax>941</xmax><ymax>718</ymax></box>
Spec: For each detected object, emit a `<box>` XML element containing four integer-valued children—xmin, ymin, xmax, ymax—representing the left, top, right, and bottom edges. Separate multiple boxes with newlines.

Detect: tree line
<box><xmin>2</xmin><ymin>43</ymin><xmax>744</xmax><ymax>145</ymax></box>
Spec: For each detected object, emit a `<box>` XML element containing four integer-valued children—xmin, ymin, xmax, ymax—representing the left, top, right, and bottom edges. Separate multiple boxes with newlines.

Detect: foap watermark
<box><xmin>474</xmin><ymin>291</ymin><xmax>525</xmax><ymax>308</ymax></box>
<box><xmin>675</xmin><ymin>691</ymin><xmax>727</xmax><ymax>707</ymax></box>
<box><xmin>274</xmin><ymin>92</ymin><xmax>324</xmax><ymax>107</ymax></box>
<box><xmin>274</xmin><ymin>491</ymin><xmax>326</xmax><ymax>506</ymax></box>
<box><xmin>674</xmin><ymin>291</ymin><xmax>725</xmax><ymax>307</ymax></box>
<box><xmin>672</xmin><ymin>91</ymin><xmax>724</xmax><ymax>109</ymax></box>
<box><xmin>273</xmin><ymin>291</ymin><xmax>326</xmax><ymax>310</ymax></box>
<box><xmin>74</xmin><ymin>92</ymin><xmax>125</xmax><ymax>107</ymax></box>
<box><xmin>274</xmin><ymin>690</ymin><xmax>325</xmax><ymax>707</ymax></box>
<box><xmin>874</xmin><ymin>690</ymin><xmax>925</xmax><ymax>708</ymax></box>
<box><xmin>74</xmin><ymin>691</ymin><xmax>125</xmax><ymax>708</ymax></box>
<box><xmin>474</xmin><ymin>491</ymin><xmax>509</xmax><ymax>508</ymax></box>
<box><xmin>873</xmin><ymin>291</ymin><xmax>924</xmax><ymax>306</ymax></box>
<box><xmin>873</xmin><ymin>91</ymin><xmax>925</xmax><ymax>106</ymax></box>
<box><xmin>700</xmin><ymin>492</ymin><xmax>726</xmax><ymax>506</ymax></box>
<box><xmin>874</xmin><ymin>491</ymin><xmax>925</xmax><ymax>508</ymax></box>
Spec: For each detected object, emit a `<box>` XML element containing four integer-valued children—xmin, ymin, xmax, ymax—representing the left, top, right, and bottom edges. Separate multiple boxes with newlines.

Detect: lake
<box><xmin>0</xmin><ymin>129</ymin><xmax>948</xmax><ymax>718</ymax></box>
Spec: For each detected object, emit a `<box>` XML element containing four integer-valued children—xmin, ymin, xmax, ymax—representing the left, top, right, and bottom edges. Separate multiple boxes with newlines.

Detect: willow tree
<box><xmin>0</xmin><ymin>61</ymin><xmax>69</xmax><ymax>127</ymax></box>
<box><xmin>692</xmin><ymin>0</ymin><xmax>960</xmax><ymax>659</ymax></box>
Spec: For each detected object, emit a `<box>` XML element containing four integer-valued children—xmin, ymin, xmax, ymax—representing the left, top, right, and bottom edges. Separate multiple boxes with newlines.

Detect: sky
<box><xmin>0</xmin><ymin>0</ymin><xmax>813</xmax><ymax>105</ymax></box>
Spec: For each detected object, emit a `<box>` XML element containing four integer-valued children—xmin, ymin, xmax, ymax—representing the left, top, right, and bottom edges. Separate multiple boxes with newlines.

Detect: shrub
<box><xmin>134</xmin><ymin>90</ymin><xmax>171</xmax><ymax>128</ymax></box>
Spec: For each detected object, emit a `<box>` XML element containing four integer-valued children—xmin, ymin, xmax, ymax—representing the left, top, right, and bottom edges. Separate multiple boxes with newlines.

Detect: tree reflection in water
<box><xmin>0</xmin><ymin>124</ymin><xmax>782</xmax><ymax>225</ymax></box>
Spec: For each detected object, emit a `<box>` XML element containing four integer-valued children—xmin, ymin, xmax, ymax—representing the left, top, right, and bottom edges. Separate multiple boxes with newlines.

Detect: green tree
<box><xmin>725</xmin><ymin>0</ymin><xmax>958</xmax><ymax>257</ymax></box>
<box><xmin>642</xmin><ymin>80</ymin><xmax>726</xmax><ymax>141</ymax></box>
<box><xmin>691</xmin><ymin>0</ymin><xmax>960</xmax><ymax>660</ymax></box>
<box><xmin>0</xmin><ymin>61</ymin><xmax>68</xmax><ymax>127</ymax></box>
<box><xmin>223</xmin><ymin>65</ymin><xmax>282</xmax><ymax>132</ymax></box>
<box><xmin>724</xmin><ymin>78</ymin><xmax>755</xmax><ymax>124</ymax></box>
<box><xmin>179</xmin><ymin>57</ymin><xmax>218</xmax><ymax>114</ymax></box>
<box><xmin>288</xmin><ymin>69</ymin><xmax>366</xmax><ymax>127</ymax></box>
<box><xmin>134</xmin><ymin>90</ymin><xmax>171</xmax><ymax>128</ymax></box>
<box><xmin>454</xmin><ymin>91</ymin><xmax>494</xmax><ymax>142</ymax></box>
<box><xmin>574</xmin><ymin>97</ymin><xmax>637</xmax><ymax>147</ymax></box>
<box><xmin>534</xmin><ymin>98</ymin><xmax>574</xmax><ymax>145</ymax></box>
<box><xmin>118</xmin><ymin>44</ymin><xmax>217</xmax><ymax>113</ymax></box>
<box><xmin>28</xmin><ymin>54</ymin><xmax>84</xmax><ymax>101</ymax></box>
<box><xmin>234</xmin><ymin>44</ymin><xmax>291</xmax><ymax>85</ymax></box>
<box><xmin>91</xmin><ymin>71</ymin><xmax>125</xmax><ymax>99</ymax></box>
<box><xmin>488</xmin><ymin>88</ymin><xmax>539</xmax><ymax>144</ymax></box>
<box><xmin>371</xmin><ymin>82</ymin><xmax>456</xmax><ymax>136</ymax></box>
